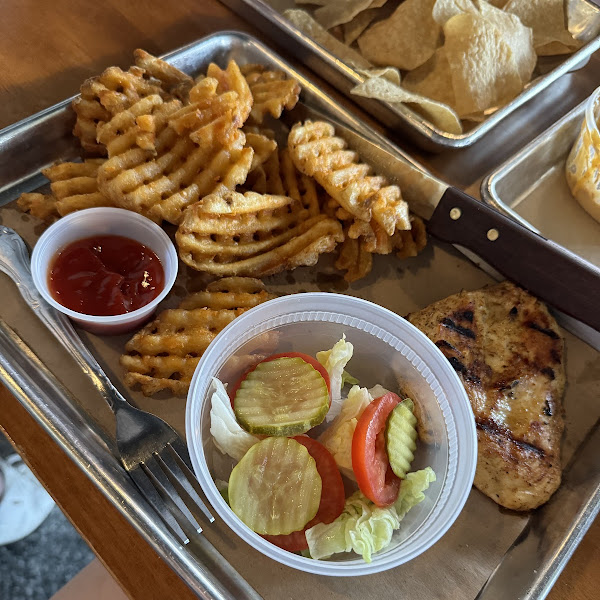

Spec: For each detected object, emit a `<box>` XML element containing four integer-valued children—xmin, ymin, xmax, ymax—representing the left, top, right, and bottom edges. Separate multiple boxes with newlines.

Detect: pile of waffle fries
<box><xmin>17</xmin><ymin>49</ymin><xmax>428</xmax><ymax>395</ymax></box>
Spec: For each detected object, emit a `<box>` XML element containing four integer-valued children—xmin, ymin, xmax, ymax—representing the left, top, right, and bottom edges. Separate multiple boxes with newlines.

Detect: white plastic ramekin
<box><xmin>31</xmin><ymin>207</ymin><xmax>178</xmax><ymax>335</ymax></box>
<box><xmin>186</xmin><ymin>292</ymin><xmax>477</xmax><ymax>576</ymax></box>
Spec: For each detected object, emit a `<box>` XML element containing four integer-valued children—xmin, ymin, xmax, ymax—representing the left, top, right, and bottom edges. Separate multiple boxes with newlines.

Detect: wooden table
<box><xmin>0</xmin><ymin>1</ymin><xmax>597</xmax><ymax>599</ymax></box>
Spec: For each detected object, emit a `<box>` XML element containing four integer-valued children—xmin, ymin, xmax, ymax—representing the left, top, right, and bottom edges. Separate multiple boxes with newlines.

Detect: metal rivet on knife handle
<box><xmin>450</xmin><ymin>207</ymin><xmax>462</xmax><ymax>220</ymax></box>
<box><xmin>487</xmin><ymin>228</ymin><xmax>499</xmax><ymax>241</ymax></box>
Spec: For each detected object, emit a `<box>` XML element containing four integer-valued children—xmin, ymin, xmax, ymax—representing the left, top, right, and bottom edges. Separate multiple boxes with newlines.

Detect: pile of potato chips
<box><xmin>283</xmin><ymin>0</ymin><xmax>586</xmax><ymax>133</ymax></box>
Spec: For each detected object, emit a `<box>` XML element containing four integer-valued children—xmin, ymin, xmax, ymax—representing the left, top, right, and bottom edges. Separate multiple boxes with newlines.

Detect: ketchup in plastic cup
<box><xmin>31</xmin><ymin>208</ymin><xmax>178</xmax><ymax>335</ymax></box>
<box><xmin>48</xmin><ymin>235</ymin><xmax>165</xmax><ymax>316</ymax></box>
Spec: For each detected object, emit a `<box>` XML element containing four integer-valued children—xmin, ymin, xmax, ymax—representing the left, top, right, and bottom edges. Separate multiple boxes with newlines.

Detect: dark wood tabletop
<box><xmin>0</xmin><ymin>1</ymin><xmax>597</xmax><ymax>598</ymax></box>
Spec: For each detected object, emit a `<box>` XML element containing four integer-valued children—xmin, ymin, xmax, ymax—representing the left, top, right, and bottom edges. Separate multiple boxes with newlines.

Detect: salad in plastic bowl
<box><xmin>186</xmin><ymin>293</ymin><xmax>476</xmax><ymax>576</ymax></box>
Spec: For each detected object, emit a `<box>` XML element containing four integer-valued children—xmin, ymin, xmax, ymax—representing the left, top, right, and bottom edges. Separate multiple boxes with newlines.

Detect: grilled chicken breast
<box><xmin>408</xmin><ymin>281</ymin><xmax>565</xmax><ymax>511</ymax></box>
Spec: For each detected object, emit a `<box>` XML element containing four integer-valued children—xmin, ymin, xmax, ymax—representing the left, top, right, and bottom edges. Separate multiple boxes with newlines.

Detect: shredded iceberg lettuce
<box><xmin>316</xmin><ymin>336</ymin><xmax>355</xmax><ymax>421</ymax></box>
<box><xmin>305</xmin><ymin>467</ymin><xmax>436</xmax><ymax>562</ymax></box>
<box><xmin>394</xmin><ymin>467</ymin><xmax>436</xmax><ymax>519</ymax></box>
<box><xmin>209</xmin><ymin>377</ymin><xmax>259</xmax><ymax>461</ymax></box>
<box><xmin>319</xmin><ymin>385</ymin><xmax>372</xmax><ymax>479</ymax></box>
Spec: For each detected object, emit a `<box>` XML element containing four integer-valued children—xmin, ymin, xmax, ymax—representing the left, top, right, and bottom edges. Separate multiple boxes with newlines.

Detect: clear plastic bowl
<box><xmin>186</xmin><ymin>293</ymin><xmax>476</xmax><ymax>576</ymax></box>
<box><xmin>31</xmin><ymin>207</ymin><xmax>178</xmax><ymax>335</ymax></box>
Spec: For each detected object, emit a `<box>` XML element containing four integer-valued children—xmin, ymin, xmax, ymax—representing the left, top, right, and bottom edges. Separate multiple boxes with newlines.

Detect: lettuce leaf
<box><xmin>319</xmin><ymin>385</ymin><xmax>372</xmax><ymax>480</ymax></box>
<box><xmin>209</xmin><ymin>377</ymin><xmax>259</xmax><ymax>461</ymax></box>
<box><xmin>394</xmin><ymin>467</ymin><xmax>436</xmax><ymax>518</ymax></box>
<box><xmin>305</xmin><ymin>468</ymin><xmax>436</xmax><ymax>562</ymax></box>
<box><xmin>316</xmin><ymin>336</ymin><xmax>355</xmax><ymax>421</ymax></box>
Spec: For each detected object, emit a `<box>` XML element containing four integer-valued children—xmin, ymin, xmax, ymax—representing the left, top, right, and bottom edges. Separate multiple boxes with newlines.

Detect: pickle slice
<box><xmin>234</xmin><ymin>356</ymin><xmax>330</xmax><ymax>436</ymax></box>
<box><xmin>228</xmin><ymin>437</ymin><xmax>322</xmax><ymax>535</ymax></box>
<box><xmin>385</xmin><ymin>399</ymin><xmax>418</xmax><ymax>479</ymax></box>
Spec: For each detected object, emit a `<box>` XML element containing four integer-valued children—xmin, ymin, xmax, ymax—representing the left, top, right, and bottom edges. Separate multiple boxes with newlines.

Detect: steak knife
<box><xmin>286</xmin><ymin>105</ymin><xmax>600</xmax><ymax>332</ymax></box>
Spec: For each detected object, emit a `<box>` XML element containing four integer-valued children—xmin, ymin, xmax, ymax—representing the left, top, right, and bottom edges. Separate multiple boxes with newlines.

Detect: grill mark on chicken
<box><xmin>476</xmin><ymin>418</ymin><xmax>546</xmax><ymax>457</ymax></box>
<box><xmin>408</xmin><ymin>281</ymin><xmax>565</xmax><ymax>511</ymax></box>
<box><xmin>435</xmin><ymin>339</ymin><xmax>459</xmax><ymax>352</ymax></box>
<box><xmin>441</xmin><ymin>317</ymin><xmax>476</xmax><ymax>339</ymax></box>
<box><xmin>527</xmin><ymin>321</ymin><xmax>560</xmax><ymax>340</ymax></box>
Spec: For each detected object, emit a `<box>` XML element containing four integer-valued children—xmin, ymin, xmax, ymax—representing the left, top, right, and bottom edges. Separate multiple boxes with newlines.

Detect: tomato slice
<box><xmin>352</xmin><ymin>392</ymin><xmax>401</xmax><ymax>507</ymax></box>
<box><xmin>229</xmin><ymin>351</ymin><xmax>331</xmax><ymax>405</ymax></box>
<box><xmin>262</xmin><ymin>436</ymin><xmax>345</xmax><ymax>552</ymax></box>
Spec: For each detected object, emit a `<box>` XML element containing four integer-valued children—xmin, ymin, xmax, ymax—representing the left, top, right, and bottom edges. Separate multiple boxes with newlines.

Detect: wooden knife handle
<box><xmin>427</xmin><ymin>187</ymin><xmax>600</xmax><ymax>332</ymax></box>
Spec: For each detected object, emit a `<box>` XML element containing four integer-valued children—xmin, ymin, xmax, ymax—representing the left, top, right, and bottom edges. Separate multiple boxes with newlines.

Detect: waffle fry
<box><xmin>72</xmin><ymin>51</ymin><xmax>193</xmax><ymax>156</ymax></box>
<box><xmin>17</xmin><ymin>159</ymin><xmax>113</xmax><ymax>220</ymax></box>
<box><xmin>288</xmin><ymin>120</ymin><xmax>411</xmax><ymax>236</ymax></box>
<box><xmin>393</xmin><ymin>214</ymin><xmax>427</xmax><ymax>258</ymax></box>
<box><xmin>17</xmin><ymin>193</ymin><xmax>58</xmax><ymax>221</ymax></box>
<box><xmin>335</xmin><ymin>235</ymin><xmax>373</xmax><ymax>282</ymax></box>
<box><xmin>120</xmin><ymin>277</ymin><xmax>276</xmax><ymax>395</ymax></box>
<box><xmin>241</xmin><ymin>64</ymin><xmax>301</xmax><ymax>124</ymax></box>
<box><xmin>244</xmin><ymin>128</ymin><xmax>278</xmax><ymax>171</ymax></box>
<box><xmin>246</xmin><ymin>147</ymin><xmax>324</xmax><ymax>214</ymax></box>
<box><xmin>97</xmin><ymin>68</ymin><xmax>254</xmax><ymax>225</ymax></box>
<box><xmin>176</xmin><ymin>186</ymin><xmax>343</xmax><ymax>277</ymax></box>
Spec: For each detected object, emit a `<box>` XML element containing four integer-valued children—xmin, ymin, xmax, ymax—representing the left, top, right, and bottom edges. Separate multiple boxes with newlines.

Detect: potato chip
<box><xmin>443</xmin><ymin>13</ymin><xmax>523</xmax><ymax>117</ymax></box>
<box><xmin>403</xmin><ymin>48</ymin><xmax>456</xmax><ymax>110</ymax></box>
<box><xmin>314</xmin><ymin>0</ymin><xmax>372</xmax><ymax>30</ymax></box>
<box><xmin>343</xmin><ymin>9</ymin><xmax>379</xmax><ymax>45</ymax></box>
<box><xmin>283</xmin><ymin>9</ymin><xmax>372</xmax><ymax>69</ymax></box>
<box><xmin>358</xmin><ymin>0</ymin><xmax>441</xmax><ymax>71</ymax></box>
<box><xmin>433</xmin><ymin>0</ymin><xmax>536</xmax><ymax>84</ymax></box>
<box><xmin>505</xmin><ymin>0</ymin><xmax>583</xmax><ymax>55</ymax></box>
<box><xmin>351</xmin><ymin>71</ymin><xmax>463</xmax><ymax>134</ymax></box>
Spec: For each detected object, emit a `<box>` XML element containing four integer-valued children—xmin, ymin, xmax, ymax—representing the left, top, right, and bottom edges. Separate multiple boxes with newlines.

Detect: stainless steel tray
<box><xmin>219</xmin><ymin>0</ymin><xmax>600</xmax><ymax>151</ymax></box>
<box><xmin>481</xmin><ymin>98</ymin><xmax>600</xmax><ymax>269</ymax></box>
<box><xmin>0</xmin><ymin>31</ymin><xmax>599</xmax><ymax>600</ymax></box>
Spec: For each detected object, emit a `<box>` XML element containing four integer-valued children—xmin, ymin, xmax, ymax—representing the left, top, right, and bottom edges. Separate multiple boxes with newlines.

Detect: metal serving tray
<box><xmin>0</xmin><ymin>31</ymin><xmax>599</xmax><ymax>600</ymax></box>
<box><xmin>219</xmin><ymin>0</ymin><xmax>600</xmax><ymax>151</ymax></box>
<box><xmin>481</xmin><ymin>98</ymin><xmax>600</xmax><ymax>270</ymax></box>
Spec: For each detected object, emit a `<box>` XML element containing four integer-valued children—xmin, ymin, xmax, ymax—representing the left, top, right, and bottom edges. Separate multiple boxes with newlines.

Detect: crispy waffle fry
<box><xmin>17</xmin><ymin>159</ymin><xmax>113</xmax><ymax>220</ymax></box>
<box><xmin>393</xmin><ymin>214</ymin><xmax>427</xmax><ymax>258</ymax></box>
<box><xmin>335</xmin><ymin>235</ymin><xmax>373</xmax><ymax>282</ymax></box>
<box><xmin>246</xmin><ymin>147</ymin><xmax>326</xmax><ymax>217</ymax></box>
<box><xmin>121</xmin><ymin>277</ymin><xmax>276</xmax><ymax>396</ymax></box>
<box><xmin>176</xmin><ymin>186</ymin><xmax>343</xmax><ymax>277</ymax></box>
<box><xmin>241</xmin><ymin>64</ymin><xmax>301</xmax><ymax>124</ymax></box>
<box><xmin>72</xmin><ymin>52</ymin><xmax>193</xmax><ymax>156</ymax></box>
<box><xmin>244</xmin><ymin>127</ymin><xmax>278</xmax><ymax>171</ymax></box>
<box><xmin>17</xmin><ymin>193</ymin><xmax>58</xmax><ymax>221</ymax></box>
<box><xmin>288</xmin><ymin>120</ymin><xmax>410</xmax><ymax>235</ymax></box>
<box><xmin>97</xmin><ymin>67</ymin><xmax>254</xmax><ymax>225</ymax></box>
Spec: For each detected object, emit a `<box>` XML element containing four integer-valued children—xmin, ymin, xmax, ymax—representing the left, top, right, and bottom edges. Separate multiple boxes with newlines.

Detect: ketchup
<box><xmin>48</xmin><ymin>235</ymin><xmax>164</xmax><ymax>316</ymax></box>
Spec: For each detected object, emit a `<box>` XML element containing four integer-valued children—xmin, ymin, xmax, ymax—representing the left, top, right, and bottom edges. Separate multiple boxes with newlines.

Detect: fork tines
<box><xmin>131</xmin><ymin>441</ymin><xmax>214</xmax><ymax>545</ymax></box>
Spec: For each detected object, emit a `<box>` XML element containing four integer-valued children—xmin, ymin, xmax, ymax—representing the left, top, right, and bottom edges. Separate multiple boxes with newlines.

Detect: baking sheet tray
<box><xmin>0</xmin><ymin>31</ymin><xmax>599</xmax><ymax>600</ymax></box>
<box><xmin>219</xmin><ymin>0</ymin><xmax>600</xmax><ymax>151</ymax></box>
<box><xmin>481</xmin><ymin>98</ymin><xmax>600</xmax><ymax>269</ymax></box>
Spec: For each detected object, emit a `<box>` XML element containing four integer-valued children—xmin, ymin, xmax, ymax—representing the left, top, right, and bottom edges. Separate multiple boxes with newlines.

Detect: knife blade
<box><xmin>285</xmin><ymin>104</ymin><xmax>600</xmax><ymax>332</ymax></box>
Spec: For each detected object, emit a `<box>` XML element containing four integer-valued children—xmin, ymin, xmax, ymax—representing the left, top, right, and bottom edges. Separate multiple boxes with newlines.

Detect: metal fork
<box><xmin>0</xmin><ymin>225</ymin><xmax>213</xmax><ymax>545</ymax></box>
